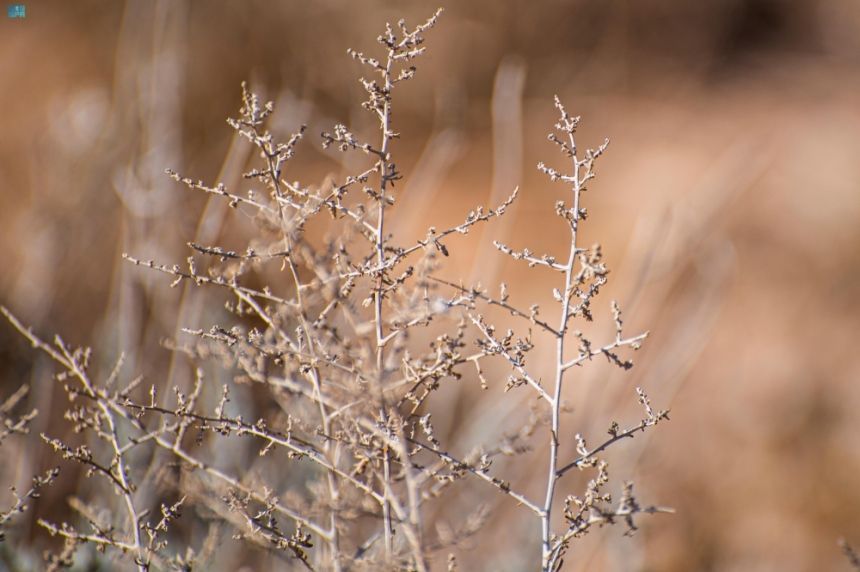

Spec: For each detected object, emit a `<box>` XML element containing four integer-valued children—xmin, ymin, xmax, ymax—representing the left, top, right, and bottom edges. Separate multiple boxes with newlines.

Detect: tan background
<box><xmin>2</xmin><ymin>1</ymin><xmax>860</xmax><ymax>570</ymax></box>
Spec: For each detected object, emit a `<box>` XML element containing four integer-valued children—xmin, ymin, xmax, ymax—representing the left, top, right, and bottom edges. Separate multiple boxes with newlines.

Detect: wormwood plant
<box><xmin>1</xmin><ymin>9</ymin><xmax>669</xmax><ymax>571</ymax></box>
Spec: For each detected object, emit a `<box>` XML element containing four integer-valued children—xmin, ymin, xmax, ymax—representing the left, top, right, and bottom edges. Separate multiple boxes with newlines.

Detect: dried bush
<box><xmin>1</xmin><ymin>9</ymin><xmax>668</xmax><ymax>571</ymax></box>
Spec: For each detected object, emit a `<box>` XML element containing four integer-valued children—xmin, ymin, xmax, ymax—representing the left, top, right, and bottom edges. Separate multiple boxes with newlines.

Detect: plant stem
<box><xmin>541</xmin><ymin>127</ymin><xmax>582</xmax><ymax>571</ymax></box>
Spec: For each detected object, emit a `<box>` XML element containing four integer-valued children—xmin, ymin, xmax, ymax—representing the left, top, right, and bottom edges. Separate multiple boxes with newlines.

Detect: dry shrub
<box><xmin>1</xmin><ymin>10</ymin><xmax>667</xmax><ymax>571</ymax></box>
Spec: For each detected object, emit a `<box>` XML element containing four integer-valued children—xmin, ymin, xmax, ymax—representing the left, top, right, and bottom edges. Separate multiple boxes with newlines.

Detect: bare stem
<box><xmin>541</xmin><ymin>104</ymin><xmax>583</xmax><ymax>572</ymax></box>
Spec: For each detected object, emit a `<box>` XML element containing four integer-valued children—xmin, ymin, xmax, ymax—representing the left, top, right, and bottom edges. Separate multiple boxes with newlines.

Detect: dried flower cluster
<box><xmin>1</xmin><ymin>9</ymin><xmax>668</xmax><ymax>571</ymax></box>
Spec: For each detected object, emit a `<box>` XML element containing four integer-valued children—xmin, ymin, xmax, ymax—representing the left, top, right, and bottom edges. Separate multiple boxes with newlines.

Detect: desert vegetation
<box><xmin>0</xmin><ymin>9</ymin><xmax>672</xmax><ymax>571</ymax></box>
<box><xmin>3</xmin><ymin>1</ymin><xmax>860</xmax><ymax>571</ymax></box>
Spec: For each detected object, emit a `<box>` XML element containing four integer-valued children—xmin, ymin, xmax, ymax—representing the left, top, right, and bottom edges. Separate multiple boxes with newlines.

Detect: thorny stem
<box><xmin>368</xmin><ymin>17</ymin><xmax>435</xmax><ymax>568</ymax></box>
<box><xmin>555</xmin><ymin>414</ymin><xmax>658</xmax><ymax>479</ymax></box>
<box><xmin>541</xmin><ymin>115</ymin><xmax>583</xmax><ymax>571</ymax></box>
<box><xmin>255</xmin><ymin>105</ymin><xmax>343</xmax><ymax>570</ymax></box>
<box><xmin>376</xmin><ymin>43</ymin><xmax>395</xmax><ymax>562</ymax></box>
<box><xmin>54</xmin><ymin>344</ymin><xmax>147</xmax><ymax>571</ymax></box>
<box><xmin>285</xmin><ymin>242</ymin><xmax>342</xmax><ymax>571</ymax></box>
<box><xmin>406</xmin><ymin>438</ymin><xmax>543</xmax><ymax>515</ymax></box>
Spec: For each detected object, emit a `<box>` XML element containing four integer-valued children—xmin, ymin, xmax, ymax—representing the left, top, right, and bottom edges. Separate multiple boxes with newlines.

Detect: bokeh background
<box><xmin>2</xmin><ymin>1</ymin><xmax>860</xmax><ymax>570</ymax></box>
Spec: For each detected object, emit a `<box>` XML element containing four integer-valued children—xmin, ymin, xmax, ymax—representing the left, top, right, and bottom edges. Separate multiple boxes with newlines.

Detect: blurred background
<box><xmin>2</xmin><ymin>0</ymin><xmax>860</xmax><ymax>570</ymax></box>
